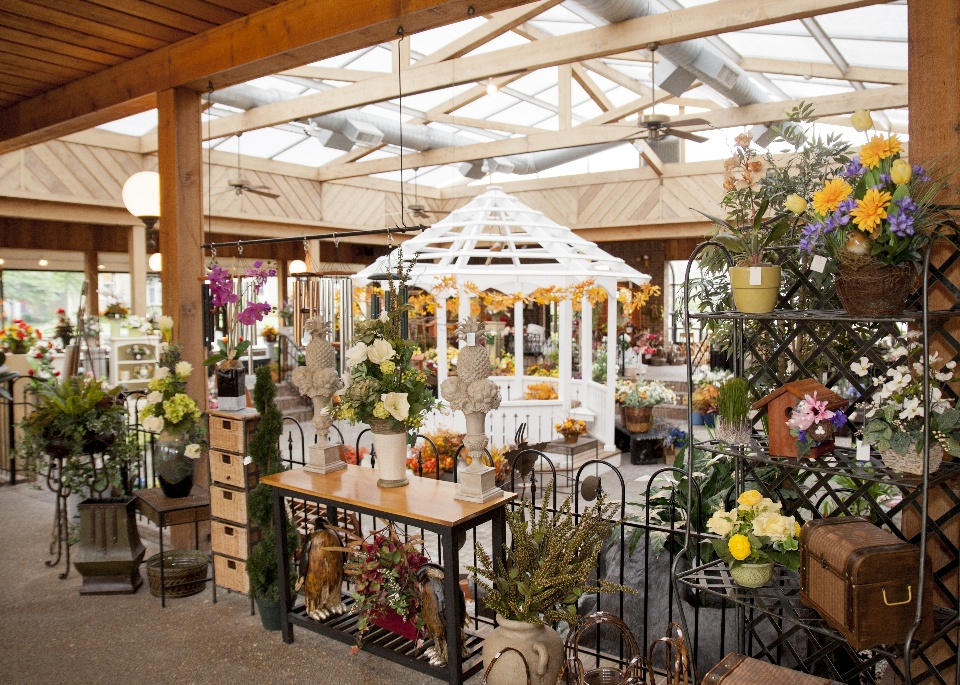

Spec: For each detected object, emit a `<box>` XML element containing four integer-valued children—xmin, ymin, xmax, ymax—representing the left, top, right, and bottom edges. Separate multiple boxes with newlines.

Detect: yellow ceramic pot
<box><xmin>729</xmin><ymin>266</ymin><xmax>781</xmax><ymax>314</ymax></box>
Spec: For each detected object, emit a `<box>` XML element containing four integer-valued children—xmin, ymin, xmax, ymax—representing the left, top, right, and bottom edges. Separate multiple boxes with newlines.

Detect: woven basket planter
<box><xmin>835</xmin><ymin>252</ymin><xmax>918</xmax><ymax>316</ymax></box>
<box><xmin>146</xmin><ymin>550</ymin><xmax>208</xmax><ymax>599</ymax></box>
<box><xmin>880</xmin><ymin>444</ymin><xmax>943</xmax><ymax>476</ymax></box>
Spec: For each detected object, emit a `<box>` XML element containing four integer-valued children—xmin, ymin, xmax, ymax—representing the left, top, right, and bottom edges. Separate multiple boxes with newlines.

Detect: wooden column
<box><xmin>276</xmin><ymin>258</ymin><xmax>288</xmax><ymax>312</ymax></box>
<box><xmin>128</xmin><ymin>224</ymin><xmax>147</xmax><ymax>317</ymax></box>
<box><xmin>157</xmin><ymin>87</ymin><xmax>204</xmax><ymax>406</ymax></box>
<box><xmin>84</xmin><ymin>251</ymin><xmax>99</xmax><ymax>316</ymax></box>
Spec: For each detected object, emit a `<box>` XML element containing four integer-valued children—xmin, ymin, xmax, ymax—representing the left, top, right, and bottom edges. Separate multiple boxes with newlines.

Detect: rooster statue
<box><xmin>417</xmin><ymin>563</ymin><xmax>468</xmax><ymax>666</ymax></box>
<box><xmin>296</xmin><ymin>518</ymin><xmax>347</xmax><ymax>621</ymax></box>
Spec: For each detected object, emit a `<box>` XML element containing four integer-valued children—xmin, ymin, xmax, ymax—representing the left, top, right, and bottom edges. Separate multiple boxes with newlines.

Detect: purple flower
<box><xmin>832</xmin><ymin>208</ymin><xmax>851</xmax><ymax>227</ymax></box>
<box><xmin>843</xmin><ymin>157</ymin><xmax>864</xmax><ymax>177</ymax></box>
<box><xmin>830</xmin><ymin>411</ymin><xmax>848</xmax><ymax>429</ymax></box>
<box><xmin>823</xmin><ymin>214</ymin><xmax>837</xmax><ymax>232</ymax></box>
<box><xmin>798</xmin><ymin>429</ymin><xmax>807</xmax><ymax>443</ymax></box>
<box><xmin>800</xmin><ymin>221</ymin><xmax>823</xmax><ymax>254</ymax></box>
<box><xmin>839</xmin><ymin>198</ymin><xmax>857</xmax><ymax>213</ymax></box>
<box><xmin>879</xmin><ymin>173</ymin><xmax>891</xmax><ymax>185</ymax></box>
<box><xmin>913</xmin><ymin>165</ymin><xmax>931</xmax><ymax>182</ymax></box>
<box><xmin>237</xmin><ymin>301</ymin><xmax>272</xmax><ymax>326</ymax></box>
<box><xmin>896</xmin><ymin>196</ymin><xmax>918</xmax><ymax>214</ymax></box>
<box><xmin>890</xmin><ymin>211</ymin><xmax>915</xmax><ymax>237</ymax></box>
<box><xmin>207</xmin><ymin>264</ymin><xmax>238</xmax><ymax>307</ymax></box>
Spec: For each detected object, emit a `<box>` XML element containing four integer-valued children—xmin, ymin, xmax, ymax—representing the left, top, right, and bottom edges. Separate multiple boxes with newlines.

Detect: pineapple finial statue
<box><xmin>292</xmin><ymin>317</ymin><xmax>346</xmax><ymax>473</ymax></box>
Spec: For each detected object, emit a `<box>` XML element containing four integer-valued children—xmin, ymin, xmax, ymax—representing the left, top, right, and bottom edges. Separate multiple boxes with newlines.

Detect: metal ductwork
<box><xmin>573</xmin><ymin>0</ymin><xmax>779</xmax><ymax>144</ymax></box>
<box><xmin>211</xmin><ymin>84</ymin><xmax>619</xmax><ymax>177</ymax></box>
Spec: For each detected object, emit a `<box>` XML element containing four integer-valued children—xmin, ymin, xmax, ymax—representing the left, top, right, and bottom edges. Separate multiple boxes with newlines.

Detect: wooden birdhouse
<box><xmin>751</xmin><ymin>379</ymin><xmax>848</xmax><ymax>458</ymax></box>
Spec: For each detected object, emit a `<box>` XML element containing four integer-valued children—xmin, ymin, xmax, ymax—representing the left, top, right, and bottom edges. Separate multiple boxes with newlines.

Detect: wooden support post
<box><xmin>392</xmin><ymin>38</ymin><xmax>410</xmax><ymax>74</ymax></box>
<box><xmin>129</xmin><ymin>224</ymin><xmax>147</xmax><ymax>317</ymax></box>
<box><xmin>157</xmin><ymin>87</ymin><xmax>205</xmax><ymax>407</ymax></box>
<box><xmin>84</xmin><ymin>251</ymin><xmax>99</xmax><ymax>317</ymax></box>
<box><xmin>558</xmin><ymin>64</ymin><xmax>572</xmax><ymax>131</ymax></box>
<box><xmin>277</xmin><ymin>258</ymin><xmax>288</xmax><ymax>313</ymax></box>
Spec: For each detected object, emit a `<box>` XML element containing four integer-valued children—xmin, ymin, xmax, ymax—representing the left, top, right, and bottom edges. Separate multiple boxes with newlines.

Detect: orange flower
<box><xmin>811</xmin><ymin>178</ymin><xmax>852</xmax><ymax>215</ymax></box>
<box><xmin>850</xmin><ymin>188</ymin><xmax>892</xmax><ymax>233</ymax></box>
<box><xmin>860</xmin><ymin>134</ymin><xmax>902</xmax><ymax>170</ymax></box>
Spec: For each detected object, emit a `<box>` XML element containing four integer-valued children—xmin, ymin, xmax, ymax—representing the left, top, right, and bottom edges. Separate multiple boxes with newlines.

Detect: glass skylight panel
<box><xmin>462</xmin><ymin>30</ymin><xmax>528</xmax><ymax>56</ymax></box>
<box><xmin>247</xmin><ymin>76</ymin><xmax>306</xmax><ymax>94</ymax></box>
<box><xmin>816</xmin><ymin>5</ymin><xmax>907</xmax><ymax>41</ymax></box>
<box><xmin>528</xmin><ymin>19</ymin><xmax>592</xmax><ymax>36</ymax></box>
<box><xmin>216</xmin><ymin>127</ymin><xmax>305</xmax><ymax>159</ymax></box>
<box><xmin>345</xmin><ymin>45</ymin><xmax>393</xmax><ymax>73</ymax></box>
<box><xmin>272</xmin><ymin>137</ymin><xmax>345</xmax><ymax>167</ymax></box>
<box><xmin>721</xmin><ymin>32</ymin><xmax>828</xmax><ymax>61</ymax></box>
<box><xmin>310</xmin><ymin>46</ymin><xmax>376</xmax><ymax>69</ymax></box>
<box><xmin>96</xmin><ymin>110</ymin><xmax>158</xmax><ymax>136</ymax></box>
<box><xmin>832</xmin><ymin>40</ymin><xmax>907</xmax><ymax>69</ymax></box>
<box><xmin>455</xmin><ymin>93</ymin><xmax>521</xmax><ymax>120</ymax></box>
<box><xmin>488</xmin><ymin>101</ymin><xmax>559</xmax><ymax>128</ymax></box>
<box><xmin>769</xmin><ymin>79</ymin><xmax>854</xmax><ymax>99</ymax></box>
<box><xmin>410</xmin><ymin>16</ymin><xmax>485</xmax><ymax>56</ymax></box>
<box><xmin>572</xmin><ymin>97</ymin><xmax>604</xmax><ymax>121</ymax></box>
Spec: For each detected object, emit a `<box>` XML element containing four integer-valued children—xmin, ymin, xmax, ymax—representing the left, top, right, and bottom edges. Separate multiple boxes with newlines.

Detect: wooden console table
<box><xmin>262</xmin><ymin>465</ymin><xmax>516</xmax><ymax>685</ymax></box>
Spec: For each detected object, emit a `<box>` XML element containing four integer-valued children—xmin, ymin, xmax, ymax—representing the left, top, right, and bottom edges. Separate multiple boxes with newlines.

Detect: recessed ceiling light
<box><xmin>0</xmin><ymin>258</ymin><xmax>4</xmax><ymax>266</ymax></box>
<box><xmin>98</xmin><ymin>264</ymin><xmax>105</xmax><ymax>270</ymax></box>
<box><xmin>38</xmin><ymin>259</ymin><xmax>49</xmax><ymax>267</ymax></box>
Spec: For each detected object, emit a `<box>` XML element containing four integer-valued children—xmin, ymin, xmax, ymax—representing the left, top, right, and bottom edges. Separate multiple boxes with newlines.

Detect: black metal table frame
<box><xmin>135</xmin><ymin>490</ymin><xmax>215</xmax><ymax>608</ymax></box>
<box><xmin>271</xmin><ymin>485</ymin><xmax>508</xmax><ymax>685</ymax></box>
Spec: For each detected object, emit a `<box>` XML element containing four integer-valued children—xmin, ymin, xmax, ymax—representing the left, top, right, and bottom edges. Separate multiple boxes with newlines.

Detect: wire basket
<box><xmin>146</xmin><ymin>550</ymin><xmax>208</xmax><ymax>598</ymax></box>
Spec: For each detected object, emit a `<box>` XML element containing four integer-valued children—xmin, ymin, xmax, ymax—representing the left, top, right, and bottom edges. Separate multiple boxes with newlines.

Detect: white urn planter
<box><xmin>481</xmin><ymin>615</ymin><xmax>565</xmax><ymax>685</ymax></box>
<box><xmin>370</xmin><ymin>420</ymin><xmax>408</xmax><ymax>488</ymax></box>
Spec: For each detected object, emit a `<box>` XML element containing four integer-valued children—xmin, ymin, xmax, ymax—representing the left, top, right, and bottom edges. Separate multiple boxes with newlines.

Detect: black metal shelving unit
<box><xmin>674</xmin><ymin>225</ymin><xmax>960</xmax><ymax>685</ymax></box>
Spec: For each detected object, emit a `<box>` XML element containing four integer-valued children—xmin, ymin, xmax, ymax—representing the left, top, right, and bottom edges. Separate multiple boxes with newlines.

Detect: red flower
<box><xmin>36</xmin><ymin>331</ymin><xmax>42</xmax><ymax>339</ymax></box>
<box><xmin>56</xmin><ymin>308</ymin><xmax>65</xmax><ymax>314</ymax></box>
<box><xmin>16</xmin><ymin>332</ymin><xmax>24</xmax><ymax>340</ymax></box>
<box><xmin>35</xmin><ymin>353</ymin><xmax>42</xmax><ymax>359</ymax></box>
<box><xmin>54</xmin><ymin>371</ymin><xmax>61</xmax><ymax>377</ymax></box>
<box><xmin>27</xmin><ymin>369</ymin><xmax>34</xmax><ymax>376</ymax></box>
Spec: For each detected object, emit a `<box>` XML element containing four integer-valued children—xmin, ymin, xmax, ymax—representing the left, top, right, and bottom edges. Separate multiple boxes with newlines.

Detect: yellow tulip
<box><xmin>851</xmin><ymin>109</ymin><xmax>874</xmax><ymax>132</ymax></box>
<box><xmin>785</xmin><ymin>194</ymin><xmax>807</xmax><ymax>214</ymax></box>
<box><xmin>891</xmin><ymin>158</ymin><xmax>912</xmax><ymax>185</ymax></box>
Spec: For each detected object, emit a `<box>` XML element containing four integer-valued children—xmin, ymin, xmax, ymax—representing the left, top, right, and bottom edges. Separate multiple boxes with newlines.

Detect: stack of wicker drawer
<box><xmin>207</xmin><ymin>408</ymin><xmax>261</xmax><ymax>596</ymax></box>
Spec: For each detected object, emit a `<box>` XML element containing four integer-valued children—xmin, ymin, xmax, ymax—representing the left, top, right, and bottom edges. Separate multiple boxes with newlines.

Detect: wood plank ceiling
<box><xmin>0</xmin><ymin>0</ymin><xmax>280</xmax><ymax>110</ymax></box>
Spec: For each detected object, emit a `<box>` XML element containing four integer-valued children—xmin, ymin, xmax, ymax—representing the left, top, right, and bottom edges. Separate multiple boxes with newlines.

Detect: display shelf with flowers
<box><xmin>261</xmin><ymin>325</ymin><xmax>279</xmax><ymax>343</ymax></box>
<box><xmin>334</xmin><ymin>251</ymin><xmax>438</xmax><ymax>487</ymax></box>
<box><xmin>101</xmin><ymin>302</ymin><xmax>130</xmax><ymax>338</ymax></box>
<box><xmin>706</xmin><ymin>490</ymin><xmax>801</xmax><ymax>588</ymax></box>
<box><xmin>796</xmin><ymin>109</ymin><xmax>950</xmax><ymax>316</ymax></box>
<box><xmin>1</xmin><ymin>319</ymin><xmax>43</xmax><ymax>356</ymax></box>
<box><xmin>492</xmin><ymin>352</ymin><xmax>515</xmax><ymax>376</ymax></box>
<box><xmin>25</xmin><ymin>340</ymin><xmax>59</xmax><ymax>387</ymax></box>
<box><xmin>787</xmin><ymin>392</ymin><xmax>848</xmax><ymax>458</ymax></box>
<box><xmin>54</xmin><ymin>308</ymin><xmax>73</xmax><ymax>349</ymax></box>
<box><xmin>126</xmin><ymin>344</ymin><xmax>149</xmax><ymax>361</ymax></box>
<box><xmin>620</xmin><ymin>380</ymin><xmax>677</xmax><ymax>433</ymax></box>
<box><xmin>203</xmin><ymin>260</ymin><xmax>276</xmax><ymax>411</ymax></box>
<box><xmin>555</xmin><ymin>417</ymin><xmax>587</xmax><ymax>443</ymax></box>
<box><xmin>853</xmin><ymin>333</ymin><xmax>960</xmax><ymax>475</ymax></box>
<box><xmin>139</xmin><ymin>344</ymin><xmax>205</xmax><ymax>498</ymax></box>
<box><xmin>406</xmin><ymin>426</ymin><xmax>463</xmax><ymax>477</ymax></box>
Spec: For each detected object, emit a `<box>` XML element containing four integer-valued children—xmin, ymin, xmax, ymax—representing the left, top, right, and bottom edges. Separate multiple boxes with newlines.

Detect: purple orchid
<box><xmin>237</xmin><ymin>301</ymin><xmax>272</xmax><ymax>326</ymax></box>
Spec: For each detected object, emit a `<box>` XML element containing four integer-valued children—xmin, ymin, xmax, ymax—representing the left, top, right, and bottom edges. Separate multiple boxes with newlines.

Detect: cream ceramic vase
<box><xmin>370</xmin><ymin>419</ymin><xmax>408</xmax><ymax>488</ymax></box>
<box><xmin>482</xmin><ymin>615</ymin><xmax>564</xmax><ymax>685</ymax></box>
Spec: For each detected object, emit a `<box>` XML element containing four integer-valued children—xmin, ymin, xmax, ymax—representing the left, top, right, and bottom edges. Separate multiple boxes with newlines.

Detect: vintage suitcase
<box><xmin>799</xmin><ymin>517</ymin><xmax>934</xmax><ymax>650</ymax></box>
<box><xmin>703</xmin><ymin>653</ymin><xmax>842</xmax><ymax>685</ymax></box>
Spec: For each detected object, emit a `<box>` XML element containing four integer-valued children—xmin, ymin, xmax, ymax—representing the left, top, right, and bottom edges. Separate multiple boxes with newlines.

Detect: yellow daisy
<box><xmin>811</xmin><ymin>178</ymin><xmax>853</xmax><ymax>215</ymax></box>
<box><xmin>850</xmin><ymin>188</ymin><xmax>892</xmax><ymax>233</ymax></box>
<box><xmin>860</xmin><ymin>134</ymin><xmax>901</xmax><ymax>169</ymax></box>
<box><xmin>887</xmin><ymin>134</ymin><xmax>903</xmax><ymax>158</ymax></box>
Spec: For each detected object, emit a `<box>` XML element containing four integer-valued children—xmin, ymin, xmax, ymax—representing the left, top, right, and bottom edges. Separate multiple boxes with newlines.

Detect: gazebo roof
<box><xmin>354</xmin><ymin>186</ymin><xmax>650</xmax><ymax>294</ymax></box>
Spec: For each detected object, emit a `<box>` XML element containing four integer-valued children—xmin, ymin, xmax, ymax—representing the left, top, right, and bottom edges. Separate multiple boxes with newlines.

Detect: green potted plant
<box><xmin>715</xmin><ymin>377</ymin><xmax>752</xmax><ymax>445</ymax></box>
<box><xmin>706</xmin><ymin>489</ymin><xmax>801</xmax><ymax>588</ymax></box>
<box><xmin>245</xmin><ymin>365</ymin><xmax>298</xmax><ymax>630</ymax></box>
<box><xmin>620</xmin><ymin>380</ymin><xmax>676</xmax><ymax>433</ymax></box>
<box><xmin>469</xmin><ymin>481</ymin><xmax>628</xmax><ymax>685</ymax></box>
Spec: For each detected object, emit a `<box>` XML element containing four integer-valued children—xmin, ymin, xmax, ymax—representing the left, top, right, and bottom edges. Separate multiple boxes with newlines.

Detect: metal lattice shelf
<box><xmin>689</xmin><ymin>309</ymin><xmax>955</xmax><ymax>322</ymax></box>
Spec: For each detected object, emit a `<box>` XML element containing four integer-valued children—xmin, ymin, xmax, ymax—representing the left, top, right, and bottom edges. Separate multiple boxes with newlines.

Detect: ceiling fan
<box><xmin>638</xmin><ymin>43</ymin><xmax>710</xmax><ymax>144</ymax></box>
<box><xmin>383</xmin><ymin>171</ymin><xmax>450</xmax><ymax>222</ymax></box>
<box><xmin>213</xmin><ymin>133</ymin><xmax>280</xmax><ymax>200</ymax></box>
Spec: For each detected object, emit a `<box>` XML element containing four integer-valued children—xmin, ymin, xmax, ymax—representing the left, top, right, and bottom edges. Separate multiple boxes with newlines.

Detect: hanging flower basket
<box><xmin>835</xmin><ymin>252</ymin><xmax>918</xmax><ymax>316</ymax></box>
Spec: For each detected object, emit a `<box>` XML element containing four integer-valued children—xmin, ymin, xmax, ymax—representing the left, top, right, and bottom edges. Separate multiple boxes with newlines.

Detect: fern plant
<box><xmin>469</xmin><ymin>480</ymin><xmax>630</xmax><ymax>625</ymax></box>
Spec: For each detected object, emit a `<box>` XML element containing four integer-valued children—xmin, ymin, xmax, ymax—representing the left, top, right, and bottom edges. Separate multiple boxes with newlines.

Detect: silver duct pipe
<box><xmin>574</xmin><ymin>0</ymin><xmax>773</xmax><ymax>108</ymax></box>
<box><xmin>211</xmin><ymin>84</ymin><xmax>618</xmax><ymax>176</ymax></box>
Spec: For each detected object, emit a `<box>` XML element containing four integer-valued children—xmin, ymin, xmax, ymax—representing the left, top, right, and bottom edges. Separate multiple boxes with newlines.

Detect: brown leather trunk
<box><xmin>703</xmin><ymin>653</ymin><xmax>842</xmax><ymax>685</ymax></box>
<box><xmin>799</xmin><ymin>517</ymin><xmax>934</xmax><ymax>650</ymax></box>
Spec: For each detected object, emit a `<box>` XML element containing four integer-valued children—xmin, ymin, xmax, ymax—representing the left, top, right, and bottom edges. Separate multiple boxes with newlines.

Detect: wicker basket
<box><xmin>835</xmin><ymin>253</ymin><xmax>918</xmax><ymax>316</ymax></box>
<box><xmin>621</xmin><ymin>406</ymin><xmax>653</xmax><ymax>433</ymax></box>
<box><xmin>880</xmin><ymin>444</ymin><xmax>943</xmax><ymax>476</ymax></box>
<box><xmin>146</xmin><ymin>550</ymin><xmax>208</xmax><ymax>598</ymax></box>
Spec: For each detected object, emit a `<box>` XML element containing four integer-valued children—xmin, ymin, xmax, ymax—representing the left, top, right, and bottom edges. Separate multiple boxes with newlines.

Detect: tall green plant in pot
<box><xmin>715</xmin><ymin>378</ymin><xmax>752</xmax><ymax>445</ymax></box>
<box><xmin>469</xmin><ymin>481</ymin><xmax>630</xmax><ymax>685</ymax></box>
<box><xmin>245</xmin><ymin>366</ymin><xmax>298</xmax><ymax>630</ymax></box>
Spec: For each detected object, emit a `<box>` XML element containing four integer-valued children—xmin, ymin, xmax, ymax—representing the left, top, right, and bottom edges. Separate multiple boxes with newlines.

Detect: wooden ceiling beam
<box><xmin>738</xmin><ymin>57</ymin><xmax>907</xmax><ymax>85</ymax></box>
<box><xmin>316</xmin><ymin>84</ymin><xmax>908</xmax><ymax>181</ymax></box>
<box><xmin>572</xmin><ymin>64</ymin><xmax>615</xmax><ymax>112</ymax></box>
<box><xmin>279</xmin><ymin>66</ymin><xmax>383</xmax><ymax>82</ymax></box>
<box><xmin>0</xmin><ymin>0</ymin><xmax>540</xmax><ymax>155</ymax></box>
<box><xmin>202</xmin><ymin>0</ymin><xmax>888</xmax><ymax>141</ymax></box>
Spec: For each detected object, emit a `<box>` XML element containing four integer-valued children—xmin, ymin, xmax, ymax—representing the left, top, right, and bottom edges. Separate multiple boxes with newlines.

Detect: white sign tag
<box><xmin>811</xmin><ymin>255</ymin><xmax>828</xmax><ymax>273</ymax></box>
<box><xmin>465</xmin><ymin>332</ymin><xmax>476</xmax><ymax>346</ymax></box>
<box><xmin>749</xmin><ymin>266</ymin><xmax>762</xmax><ymax>285</ymax></box>
<box><xmin>856</xmin><ymin>440</ymin><xmax>871</xmax><ymax>462</ymax></box>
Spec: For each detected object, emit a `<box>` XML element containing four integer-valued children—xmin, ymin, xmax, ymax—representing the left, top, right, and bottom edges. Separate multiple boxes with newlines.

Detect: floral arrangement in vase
<box><xmin>707</xmin><ymin>489</ymin><xmax>801</xmax><ymax>588</ymax></box>
<box><xmin>1</xmin><ymin>319</ymin><xmax>43</xmax><ymax>355</ymax></box>
<box><xmin>140</xmin><ymin>345</ymin><xmax>205</xmax><ymax>497</ymax></box>
<box><xmin>524</xmin><ymin>381</ymin><xmax>558</xmax><ymax>400</ymax></box>
<box><xmin>341</xmin><ymin>523</ymin><xmax>430</xmax><ymax>648</ymax></box>
<box><xmin>555</xmin><ymin>418</ymin><xmax>587</xmax><ymax>443</ymax></box>
<box><xmin>26</xmin><ymin>340</ymin><xmax>59</xmax><ymax>384</ymax></box>
<box><xmin>796</xmin><ymin>109</ymin><xmax>949</xmax><ymax>315</ymax></box>
<box><xmin>852</xmin><ymin>333</ymin><xmax>960</xmax><ymax>474</ymax></box>
<box><xmin>261</xmin><ymin>325</ymin><xmax>279</xmax><ymax>343</ymax></box>
<box><xmin>624</xmin><ymin>380</ymin><xmax>677</xmax><ymax>408</ymax></box>
<box><xmin>127</xmin><ymin>345</ymin><xmax>149</xmax><ymax>360</ymax></box>
<box><xmin>54</xmin><ymin>308</ymin><xmax>73</xmax><ymax>349</ymax></box>
<box><xmin>101</xmin><ymin>302</ymin><xmax>130</xmax><ymax>319</ymax></box>
<box><xmin>786</xmin><ymin>392</ymin><xmax>848</xmax><ymax>457</ymax></box>
<box><xmin>692</xmin><ymin>384</ymin><xmax>719</xmax><ymax>415</ymax></box>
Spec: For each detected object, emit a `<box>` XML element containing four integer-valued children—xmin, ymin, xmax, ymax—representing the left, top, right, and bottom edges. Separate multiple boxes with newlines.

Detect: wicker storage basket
<box><xmin>621</xmin><ymin>406</ymin><xmax>652</xmax><ymax>433</ymax></box>
<box><xmin>703</xmin><ymin>653</ymin><xmax>842</xmax><ymax>685</ymax></box>
<box><xmin>146</xmin><ymin>550</ymin><xmax>208</xmax><ymax>598</ymax></box>
<box><xmin>880</xmin><ymin>444</ymin><xmax>943</xmax><ymax>476</ymax></box>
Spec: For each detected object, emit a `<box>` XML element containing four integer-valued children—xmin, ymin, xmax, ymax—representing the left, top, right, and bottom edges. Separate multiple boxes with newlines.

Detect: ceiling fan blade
<box><xmin>246</xmin><ymin>188</ymin><xmax>280</xmax><ymax>199</ymax></box>
<box><xmin>666</xmin><ymin>128</ymin><xmax>709</xmax><ymax>143</ymax></box>
<box><xmin>247</xmin><ymin>184</ymin><xmax>273</xmax><ymax>191</ymax></box>
<box><xmin>669</xmin><ymin>116</ymin><xmax>710</xmax><ymax>127</ymax></box>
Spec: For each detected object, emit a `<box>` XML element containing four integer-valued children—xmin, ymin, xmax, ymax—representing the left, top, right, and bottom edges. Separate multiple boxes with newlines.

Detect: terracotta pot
<box><xmin>729</xmin><ymin>562</ymin><xmax>773</xmax><ymax>588</ymax></box>
<box><xmin>621</xmin><ymin>405</ymin><xmax>653</xmax><ymax>433</ymax></box>
<box><xmin>482</xmin><ymin>615</ymin><xmax>564</xmax><ymax>685</ymax></box>
<box><xmin>729</xmin><ymin>265</ymin><xmax>781</xmax><ymax>314</ymax></box>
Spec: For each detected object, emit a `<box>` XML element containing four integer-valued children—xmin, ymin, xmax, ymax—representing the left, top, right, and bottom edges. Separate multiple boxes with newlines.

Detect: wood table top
<box><xmin>261</xmin><ymin>465</ymin><xmax>517</xmax><ymax>528</ymax></box>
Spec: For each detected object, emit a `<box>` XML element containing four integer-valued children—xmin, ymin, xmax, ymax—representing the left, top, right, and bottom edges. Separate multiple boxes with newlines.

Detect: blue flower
<box><xmin>879</xmin><ymin>173</ymin><xmax>892</xmax><ymax>185</ymax></box>
<box><xmin>913</xmin><ymin>165</ymin><xmax>931</xmax><ymax>182</ymax></box>
<box><xmin>839</xmin><ymin>198</ymin><xmax>857</xmax><ymax>213</ymax></box>
<box><xmin>798</xmin><ymin>429</ymin><xmax>807</xmax><ymax>443</ymax></box>
<box><xmin>830</xmin><ymin>411</ymin><xmax>848</xmax><ymax>429</ymax></box>
<box><xmin>895</xmin><ymin>196</ymin><xmax>918</xmax><ymax>214</ymax></box>
<box><xmin>844</xmin><ymin>157</ymin><xmax>864</xmax><ymax>177</ymax></box>
<box><xmin>889</xmin><ymin>211</ymin><xmax>915</xmax><ymax>237</ymax></box>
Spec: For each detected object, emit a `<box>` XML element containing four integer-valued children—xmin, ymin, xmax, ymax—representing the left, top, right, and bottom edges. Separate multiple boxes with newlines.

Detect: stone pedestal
<box><xmin>455</xmin><ymin>463</ymin><xmax>502</xmax><ymax>503</ymax></box>
<box><xmin>304</xmin><ymin>441</ymin><xmax>346</xmax><ymax>474</ymax></box>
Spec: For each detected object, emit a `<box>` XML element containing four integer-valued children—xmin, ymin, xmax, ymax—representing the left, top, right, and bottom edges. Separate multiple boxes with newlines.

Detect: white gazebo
<box><xmin>355</xmin><ymin>186</ymin><xmax>650</xmax><ymax>451</ymax></box>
